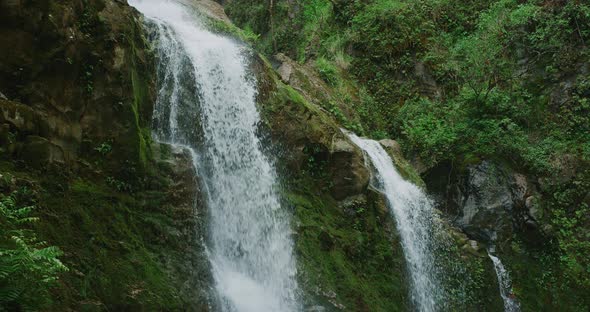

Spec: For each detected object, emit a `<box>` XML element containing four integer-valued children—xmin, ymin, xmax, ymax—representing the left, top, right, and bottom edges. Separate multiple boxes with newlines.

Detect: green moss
<box><xmin>40</xmin><ymin>178</ymin><xmax>181</xmax><ymax>307</ymax></box>
<box><xmin>130</xmin><ymin>54</ymin><xmax>153</xmax><ymax>171</ymax></box>
<box><xmin>255</xmin><ymin>59</ymin><xmax>340</xmax><ymax>149</ymax></box>
<box><xmin>204</xmin><ymin>17</ymin><xmax>260</xmax><ymax>45</ymax></box>
<box><xmin>434</xmin><ymin>228</ymin><xmax>504</xmax><ymax>310</ymax></box>
<box><xmin>390</xmin><ymin>152</ymin><xmax>425</xmax><ymax>188</ymax></box>
<box><xmin>0</xmin><ymin>159</ymin><xmax>200</xmax><ymax>310</ymax></box>
<box><xmin>287</xmin><ymin>177</ymin><xmax>408</xmax><ymax>311</ymax></box>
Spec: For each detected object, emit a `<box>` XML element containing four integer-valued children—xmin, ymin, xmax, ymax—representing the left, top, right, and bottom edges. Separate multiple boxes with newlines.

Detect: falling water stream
<box><xmin>129</xmin><ymin>1</ymin><xmax>299</xmax><ymax>311</ymax></box>
<box><xmin>347</xmin><ymin>132</ymin><xmax>443</xmax><ymax>312</ymax></box>
<box><xmin>488</xmin><ymin>247</ymin><xmax>520</xmax><ymax>312</ymax></box>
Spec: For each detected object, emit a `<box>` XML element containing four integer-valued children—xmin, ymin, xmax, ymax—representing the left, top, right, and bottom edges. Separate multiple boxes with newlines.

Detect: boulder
<box><xmin>329</xmin><ymin>137</ymin><xmax>369</xmax><ymax>200</ymax></box>
<box><xmin>461</xmin><ymin>239</ymin><xmax>485</xmax><ymax>257</ymax></box>
<box><xmin>414</xmin><ymin>61</ymin><xmax>442</xmax><ymax>99</ymax></box>
<box><xmin>330</xmin><ymin>138</ymin><xmax>370</xmax><ymax>200</ymax></box>
<box><xmin>379</xmin><ymin>139</ymin><xmax>401</xmax><ymax>156</ymax></box>
<box><xmin>0</xmin><ymin>0</ymin><xmax>155</xmax><ymax>169</ymax></box>
<box><xmin>379</xmin><ymin>138</ymin><xmax>425</xmax><ymax>187</ymax></box>
<box><xmin>551</xmin><ymin>153</ymin><xmax>582</xmax><ymax>184</ymax></box>
<box><xmin>277</xmin><ymin>61</ymin><xmax>293</xmax><ymax>83</ymax></box>
<box><xmin>254</xmin><ymin>55</ymin><xmax>370</xmax><ymax>201</ymax></box>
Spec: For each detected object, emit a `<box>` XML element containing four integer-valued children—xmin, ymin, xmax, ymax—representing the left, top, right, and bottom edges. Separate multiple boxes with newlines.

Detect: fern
<box><xmin>0</xmin><ymin>190</ymin><xmax>68</xmax><ymax>310</ymax></box>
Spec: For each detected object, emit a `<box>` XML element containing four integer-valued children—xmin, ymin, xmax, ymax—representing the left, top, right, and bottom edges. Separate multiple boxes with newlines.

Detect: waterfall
<box><xmin>346</xmin><ymin>132</ymin><xmax>443</xmax><ymax>312</ymax></box>
<box><xmin>129</xmin><ymin>1</ymin><xmax>299</xmax><ymax>311</ymax></box>
<box><xmin>488</xmin><ymin>247</ymin><xmax>520</xmax><ymax>312</ymax></box>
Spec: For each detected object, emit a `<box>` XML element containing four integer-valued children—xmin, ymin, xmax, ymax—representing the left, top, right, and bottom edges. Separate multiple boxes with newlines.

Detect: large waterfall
<box><xmin>129</xmin><ymin>1</ymin><xmax>299</xmax><ymax>311</ymax></box>
<box><xmin>347</xmin><ymin>133</ymin><xmax>443</xmax><ymax>312</ymax></box>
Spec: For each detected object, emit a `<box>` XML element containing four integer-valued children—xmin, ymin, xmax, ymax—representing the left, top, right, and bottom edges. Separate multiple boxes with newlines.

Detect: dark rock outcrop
<box><xmin>329</xmin><ymin>137</ymin><xmax>369</xmax><ymax>200</ymax></box>
<box><xmin>426</xmin><ymin>160</ymin><xmax>537</xmax><ymax>243</ymax></box>
<box><xmin>0</xmin><ymin>0</ymin><xmax>154</xmax><ymax>169</ymax></box>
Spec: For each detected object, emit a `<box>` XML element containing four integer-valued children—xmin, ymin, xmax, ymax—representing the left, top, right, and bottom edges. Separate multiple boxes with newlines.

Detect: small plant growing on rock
<box><xmin>94</xmin><ymin>142</ymin><xmax>112</xmax><ymax>156</ymax></box>
<box><xmin>106</xmin><ymin>176</ymin><xmax>132</xmax><ymax>193</ymax></box>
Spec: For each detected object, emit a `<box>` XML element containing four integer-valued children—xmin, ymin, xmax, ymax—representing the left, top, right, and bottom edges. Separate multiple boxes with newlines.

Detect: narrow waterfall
<box><xmin>346</xmin><ymin>132</ymin><xmax>443</xmax><ymax>312</ymax></box>
<box><xmin>129</xmin><ymin>1</ymin><xmax>299</xmax><ymax>311</ymax></box>
<box><xmin>488</xmin><ymin>248</ymin><xmax>520</xmax><ymax>312</ymax></box>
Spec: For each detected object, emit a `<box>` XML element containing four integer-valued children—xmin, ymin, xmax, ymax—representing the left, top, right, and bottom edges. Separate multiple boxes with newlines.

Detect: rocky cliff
<box><xmin>0</xmin><ymin>0</ymin><xmax>209</xmax><ymax>309</ymax></box>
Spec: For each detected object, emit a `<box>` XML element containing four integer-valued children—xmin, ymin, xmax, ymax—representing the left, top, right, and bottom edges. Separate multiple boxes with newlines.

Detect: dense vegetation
<box><xmin>1</xmin><ymin>0</ymin><xmax>588</xmax><ymax>310</ymax></box>
<box><xmin>227</xmin><ymin>0</ymin><xmax>590</xmax><ymax>310</ymax></box>
<box><xmin>228</xmin><ymin>0</ymin><xmax>589</xmax><ymax>170</ymax></box>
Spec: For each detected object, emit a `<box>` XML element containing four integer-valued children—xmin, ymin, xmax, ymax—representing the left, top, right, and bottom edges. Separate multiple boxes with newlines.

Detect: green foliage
<box><xmin>302</xmin><ymin>144</ymin><xmax>329</xmax><ymax>183</ymax></box>
<box><xmin>558</xmin><ymin>77</ymin><xmax>590</xmax><ymax>147</ymax></box>
<box><xmin>82</xmin><ymin>62</ymin><xmax>96</xmax><ymax>97</ymax></box>
<box><xmin>94</xmin><ymin>142</ymin><xmax>112</xmax><ymax>156</ymax></box>
<box><xmin>398</xmin><ymin>98</ymin><xmax>462</xmax><ymax>165</ymax></box>
<box><xmin>0</xmin><ymin>159</ymin><xmax>202</xmax><ymax>310</ymax></box>
<box><xmin>315</xmin><ymin>57</ymin><xmax>339</xmax><ymax>86</ymax></box>
<box><xmin>547</xmin><ymin>169</ymin><xmax>590</xmax><ymax>292</ymax></box>
<box><xmin>0</xmin><ymin>188</ymin><xmax>68</xmax><ymax>311</ymax></box>
<box><xmin>206</xmin><ymin>18</ymin><xmax>260</xmax><ymax>44</ymax></box>
<box><xmin>387</xmin><ymin>0</ymin><xmax>589</xmax><ymax>174</ymax></box>
<box><xmin>106</xmin><ymin>176</ymin><xmax>132</xmax><ymax>193</ymax></box>
<box><xmin>228</xmin><ymin>0</ymin><xmax>589</xmax><ymax>166</ymax></box>
<box><xmin>78</xmin><ymin>1</ymin><xmax>102</xmax><ymax>36</ymax></box>
<box><xmin>321</xmin><ymin>100</ymin><xmax>363</xmax><ymax>134</ymax></box>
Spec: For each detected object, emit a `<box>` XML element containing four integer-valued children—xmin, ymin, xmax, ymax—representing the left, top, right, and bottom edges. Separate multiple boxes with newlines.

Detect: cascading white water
<box><xmin>488</xmin><ymin>247</ymin><xmax>520</xmax><ymax>312</ymax></box>
<box><xmin>346</xmin><ymin>132</ymin><xmax>443</xmax><ymax>312</ymax></box>
<box><xmin>129</xmin><ymin>1</ymin><xmax>299</xmax><ymax>311</ymax></box>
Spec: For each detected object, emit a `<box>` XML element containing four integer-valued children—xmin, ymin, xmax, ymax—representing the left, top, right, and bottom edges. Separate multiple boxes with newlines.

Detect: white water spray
<box><xmin>488</xmin><ymin>247</ymin><xmax>520</xmax><ymax>312</ymax></box>
<box><xmin>346</xmin><ymin>132</ymin><xmax>443</xmax><ymax>312</ymax></box>
<box><xmin>129</xmin><ymin>1</ymin><xmax>299</xmax><ymax>311</ymax></box>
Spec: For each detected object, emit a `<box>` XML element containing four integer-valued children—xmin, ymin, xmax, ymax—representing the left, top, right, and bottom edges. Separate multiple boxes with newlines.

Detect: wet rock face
<box><xmin>150</xmin><ymin>143</ymin><xmax>211</xmax><ymax>310</ymax></box>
